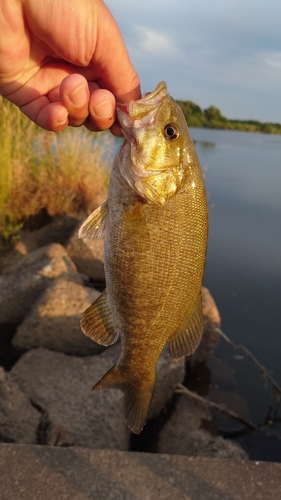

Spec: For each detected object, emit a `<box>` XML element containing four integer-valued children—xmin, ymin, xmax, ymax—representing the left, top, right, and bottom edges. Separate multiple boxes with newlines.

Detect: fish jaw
<box><xmin>117</xmin><ymin>81</ymin><xmax>168</xmax><ymax>137</ymax></box>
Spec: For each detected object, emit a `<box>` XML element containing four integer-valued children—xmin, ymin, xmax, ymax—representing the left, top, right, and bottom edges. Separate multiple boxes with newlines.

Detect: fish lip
<box><xmin>116</xmin><ymin>81</ymin><xmax>168</xmax><ymax>131</ymax></box>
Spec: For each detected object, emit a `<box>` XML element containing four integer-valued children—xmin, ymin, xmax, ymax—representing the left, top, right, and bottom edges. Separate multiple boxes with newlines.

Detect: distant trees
<box><xmin>177</xmin><ymin>100</ymin><xmax>281</xmax><ymax>134</ymax></box>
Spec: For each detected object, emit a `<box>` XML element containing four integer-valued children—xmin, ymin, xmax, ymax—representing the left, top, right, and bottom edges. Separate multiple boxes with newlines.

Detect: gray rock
<box><xmin>12</xmin><ymin>279</ymin><xmax>103</xmax><ymax>356</ymax></box>
<box><xmin>163</xmin><ymin>428</ymin><xmax>248</xmax><ymax>459</ymax></box>
<box><xmin>158</xmin><ymin>393</ymin><xmax>247</xmax><ymax>460</ymax></box>
<box><xmin>1</xmin><ymin>445</ymin><xmax>280</xmax><ymax>500</ymax></box>
<box><xmin>66</xmin><ymin>220</ymin><xmax>105</xmax><ymax>281</ymax></box>
<box><xmin>0</xmin><ymin>367</ymin><xmax>40</xmax><ymax>444</ymax></box>
<box><xmin>17</xmin><ymin>215</ymin><xmax>80</xmax><ymax>254</ymax></box>
<box><xmin>11</xmin><ymin>348</ymin><xmax>129</xmax><ymax>450</ymax></box>
<box><xmin>190</xmin><ymin>286</ymin><xmax>221</xmax><ymax>365</ymax></box>
<box><xmin>0</xmin><ymin>243</ymin><xmax>81</xmax><ymax>324</ymax></box>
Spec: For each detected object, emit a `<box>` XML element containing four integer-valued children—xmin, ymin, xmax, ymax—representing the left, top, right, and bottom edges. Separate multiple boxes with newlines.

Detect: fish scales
<box><xmin>79</xmin><ymin>81</ymin><xmax>208</xmax><ymax>433</ymax></box>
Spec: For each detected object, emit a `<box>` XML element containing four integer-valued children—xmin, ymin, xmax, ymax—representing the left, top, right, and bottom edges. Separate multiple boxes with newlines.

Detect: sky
<box><xmin>105</xmin><ymin>0</ymin><xmax>281</xmax><ymax>123</ymax></box>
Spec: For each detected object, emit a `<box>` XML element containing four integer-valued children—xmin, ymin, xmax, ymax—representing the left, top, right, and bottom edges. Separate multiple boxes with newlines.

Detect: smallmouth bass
<box><xmin>79</xmin><ymin>81</ymin><xmax>208</xmax><ymax>434</ymax></box>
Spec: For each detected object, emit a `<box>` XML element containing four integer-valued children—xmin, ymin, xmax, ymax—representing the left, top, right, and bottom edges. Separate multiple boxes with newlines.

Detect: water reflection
<box><xmin>192</xmin><ymin>139</ymin><xmax>216</xmax><ymax>149</ymax></box>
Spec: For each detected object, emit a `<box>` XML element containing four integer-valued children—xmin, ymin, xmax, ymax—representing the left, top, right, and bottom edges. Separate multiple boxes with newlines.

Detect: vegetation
<box><xmin>177</xmin><ymin>100</ymin><xmax>281</xmax><ymax>135</ymax></box>
<box><xmin>1</xmin><ymin>93</ymin><xmax>281</xmax><ymax>248</ymax></box>
<box><xmin>0</xmin><ymin>97</ymin><xmax>112</xmax><ymax>248</ymax></box>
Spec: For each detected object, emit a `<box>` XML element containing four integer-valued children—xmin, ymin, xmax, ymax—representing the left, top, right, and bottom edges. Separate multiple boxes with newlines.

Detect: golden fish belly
<box><xmin>104</xmin><ymin>164</ymin><xmax>208</xmax><ymax>378</ymax></box>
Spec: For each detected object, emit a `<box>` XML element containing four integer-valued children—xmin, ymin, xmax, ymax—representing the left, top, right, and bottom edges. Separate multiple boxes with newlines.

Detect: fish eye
<box><xmin>163</xmin><ymin>123</ymin><xmax>179</xmax><ymax>141</ymax></box>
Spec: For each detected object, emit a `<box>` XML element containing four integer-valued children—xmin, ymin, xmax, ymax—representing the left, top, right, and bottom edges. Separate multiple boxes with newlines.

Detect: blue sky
<box><xmin>106</xmin><ymin>0</ymin><xmax>281</xmax><ymax>123</ymax></box>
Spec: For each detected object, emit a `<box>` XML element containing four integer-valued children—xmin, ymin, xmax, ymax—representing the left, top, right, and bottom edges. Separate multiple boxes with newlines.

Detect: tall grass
<box><xmin>0</xmin><ymin>97</ymin><xmax>112</xmax><ymax>245</ymax></box>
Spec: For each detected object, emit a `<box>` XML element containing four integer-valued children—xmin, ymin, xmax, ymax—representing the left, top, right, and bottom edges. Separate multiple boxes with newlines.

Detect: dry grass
<box><xmin>0</xmin><ymin>97</ymin><xmax>113</xmax><ymax>244</ymax></box>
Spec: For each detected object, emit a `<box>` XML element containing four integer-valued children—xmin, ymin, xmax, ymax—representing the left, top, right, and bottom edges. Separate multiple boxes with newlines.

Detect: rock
<box><xmin>15</xmin><ymin>215</ymin><xmax>80</xmax><ymax>255</ymax></box>
<box><xmin>0</xmin><ymin>367</ymin><xmax>41</xmax><ymax>444</ymax></box>
<box><xmin>11</xmin><ymin>348</ymin><xmax>130</xmax><ymax>450</ymax></box>
<box><xmin>66</xmin><ymin>226</ymin><xmax>105</xmax><ymax>282</ymax></box>
<box><xmin>190</xmin><ymin>286</ymin><xmax>221</xmax><ymax>365</ymax></box>
<box><xmin>160</xmin><ymin>392</ymin><xmax>213</xmax><ymax>437</ymax></box>
<box><xmin>12</xmin><ymin>279</ymin><xmax>103</xmax><ymax>356</ymax></box>
<box><xmin>158</xmin><ymin>393</ymin><xmax>247</xmax><ymax>459</ymax></box>
<box><xmin>0</xmin><ymin>243</ymin><xmax>81</xmax><ymax>324</ymax></box>
<box><xmin>163</xmin><ymin>428</ymin><xmax>248</xmax><ymax>459</ymax></box>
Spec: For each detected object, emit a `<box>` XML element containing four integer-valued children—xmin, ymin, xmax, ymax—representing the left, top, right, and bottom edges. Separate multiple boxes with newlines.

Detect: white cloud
<box><xmin>135</xmin><ymin>26</ymin><xmax>179</xmax><ymax>58</ymax></box>
<box><xmin>263</xmin><ymin>51</ymin><xmax>281</xmax><ymax>69</ymax></box>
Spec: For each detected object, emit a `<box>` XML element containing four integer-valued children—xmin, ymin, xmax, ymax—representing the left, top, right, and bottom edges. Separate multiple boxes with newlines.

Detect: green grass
<box><xmin>0</xmin><ymin>97</ymin><xmax>112</xmax><ymax>247</ymax></box>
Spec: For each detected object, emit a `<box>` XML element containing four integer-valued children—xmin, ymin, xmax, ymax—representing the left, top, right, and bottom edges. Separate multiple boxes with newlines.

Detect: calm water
<box><xmin>191</xmin><ymin>128</ymin><xmax>281</xmax><ymax>372</ymax></box>
<box><xmin>113</xmin><ymin>128</ymin><xmax>281</xmax><ymax>458</ymax></box>
<box><xmin>190</xmin><ymin>128</ymin><xmax>281</xmax><ymax>457</ymax></box>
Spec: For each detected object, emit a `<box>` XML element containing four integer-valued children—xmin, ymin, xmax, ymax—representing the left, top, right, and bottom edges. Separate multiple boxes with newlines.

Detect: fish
<box><xmin>78</xmin><ymin>81</ymin><xmax>208</xmax><ymax>434</ymax></box>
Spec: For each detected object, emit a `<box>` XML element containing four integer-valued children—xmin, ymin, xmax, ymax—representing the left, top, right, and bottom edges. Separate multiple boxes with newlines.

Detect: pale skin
<box><xmin>0</xmin><ymin>0</ymin><xmax>141</xmax><ymax>135</ymax></box>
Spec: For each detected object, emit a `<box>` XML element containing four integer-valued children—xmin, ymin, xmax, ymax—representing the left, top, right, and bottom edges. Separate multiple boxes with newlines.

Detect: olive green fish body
<box><xmin>79</xmin><ymin>82</ymin><xmax>208</xmax><ymax>433</ymax></box>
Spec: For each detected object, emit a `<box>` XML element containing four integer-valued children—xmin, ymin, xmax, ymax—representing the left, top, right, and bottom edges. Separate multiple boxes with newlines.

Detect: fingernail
<box><xmin>92</xmin><ymin>99</ymin><xmax>113</xmax><ymax>119</ymax></box>
<box><xmin>68</xmin><ymin>84</ymin><xmax>88</xmax><ymax>107</ymax></box>
<box><xmin>57</xmin><ymin>114</ymin><xmax>68</xmax><ymax>125</ymax></box>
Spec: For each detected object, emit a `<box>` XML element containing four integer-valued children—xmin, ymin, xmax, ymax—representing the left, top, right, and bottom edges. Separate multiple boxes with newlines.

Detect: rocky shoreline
<box><xmin>0</xmin><ymin>210</ymin><xmax>247</xmax><ymax>459</ymax></box>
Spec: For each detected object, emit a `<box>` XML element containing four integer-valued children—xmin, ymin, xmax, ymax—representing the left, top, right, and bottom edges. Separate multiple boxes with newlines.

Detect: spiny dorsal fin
<box><xmin>80</xmin><ymin>290</ymin><xmax>118</xmax><ymax>346</ymax></box>
<box><xmin>92</xmin><ymin>365</ymin><xmax>154</xmax><ymax>434</ymax></box>
<box><xmin>168</xmin><ymin>293</ymin><xmax>203</xmax><ymax>359</ymax></box>
<box><xmin>78</xmin><ymin>201</ymin><xmax>108</xmax><ymax>239</ymax></box>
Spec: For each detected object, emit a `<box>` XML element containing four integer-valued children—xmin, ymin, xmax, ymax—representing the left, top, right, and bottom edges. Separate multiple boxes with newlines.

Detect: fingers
<box><xmin>19</xmin><ymin>74</ymin><xmax>118</xmax><ymax>132</ymax></box>
<box><xmin>60</xmin><ymin>76</ymin><xmax>123</xmax><ymax>134</ymax></box>
<box><xmin>85</xmin><ymin>83</ymin><xmax>116</xmax><ymax>132</ymax></box>
<box><xmin>61</xmin><ymin>76</ymin><xmax>118</xmax><ymax>132</ymax></box>
<box><xmin>20</xmin><ymin>96</ymin><xmax>69</xmax><ymax>131</ymax></box>
<box><xmin>59</xmin><ymin>74</ymin><xmax>90</xmax><ymax>127</ymax></box>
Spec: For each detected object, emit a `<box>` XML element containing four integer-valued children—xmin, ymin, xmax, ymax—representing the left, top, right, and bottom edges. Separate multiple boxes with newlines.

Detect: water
<box><xmin>191</xmin><ymin>128</ymin><xmax>281</xmax><ymax>372</ymax></box>
<box><xmin>190</xmin><ymin>128</ymin><xmax>281</xmax><ymax>457</ymax></box>
<box><xmin>114</xmin><ymin>128</ymin><xmax>281</xmax><ymax>458</ymax></box>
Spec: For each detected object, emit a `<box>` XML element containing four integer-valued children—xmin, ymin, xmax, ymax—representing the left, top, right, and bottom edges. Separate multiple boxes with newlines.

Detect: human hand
<box><xmin>0</xmin><ymin>0</ymin><xmax>141</xmax><ymax>135</ymax></box>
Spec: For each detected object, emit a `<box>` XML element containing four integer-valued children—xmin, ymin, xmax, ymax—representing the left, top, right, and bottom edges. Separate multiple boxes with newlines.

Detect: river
<box><xmin>190</xmin><ymin>128</ymin><xmax>281</xmax><ymax>459</ymax></box>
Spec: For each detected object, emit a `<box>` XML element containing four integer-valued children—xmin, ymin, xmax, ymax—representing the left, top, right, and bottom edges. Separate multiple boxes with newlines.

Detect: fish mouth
<box><xmin>117</xmin><ymin>81</ymin><xmax>168</xmax><ymax>131</ymax></box>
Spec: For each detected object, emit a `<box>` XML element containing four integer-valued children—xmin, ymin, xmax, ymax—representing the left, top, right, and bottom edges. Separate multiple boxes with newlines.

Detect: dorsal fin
<box><xmin>78</xmin><ymin>201</ymin><xmax>108</xmax><ymax>239</ymax></box>
<box><xmin>80</xmin><ymin>290</ymin><xmax>118</xmax><ymax>346</ymax></box>
<box><xmin>168</xmin><ymin>293</ymin><xmax>203</xmax><ymax>359</ymax></box>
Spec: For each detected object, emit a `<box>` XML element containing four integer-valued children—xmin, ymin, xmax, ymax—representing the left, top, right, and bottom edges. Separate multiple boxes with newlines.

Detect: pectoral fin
<box><xmin>168</xmin><ymin>293</ymin><xmax>203</xmax><ymax>359</ymax></box>
<box><xmin>78</xmin><ymin>201</ymin><xmax>108</xmax><ymax>239</ymax></box>
<box><xmin>80</xmin><ymin>290</ymin><xmax>118</xmax><ymax>346</ymax></box>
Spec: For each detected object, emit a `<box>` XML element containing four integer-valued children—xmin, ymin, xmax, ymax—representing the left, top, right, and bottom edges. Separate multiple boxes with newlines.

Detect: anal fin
<box><xmin>168</xmin><ymin>293</ymin><xmax>203</xmax><ymax>359</ymax></box>
<box><xmin>80</xmin><ymin>290</ymin><xmax>118</xmax><ymax>346</ymax></box>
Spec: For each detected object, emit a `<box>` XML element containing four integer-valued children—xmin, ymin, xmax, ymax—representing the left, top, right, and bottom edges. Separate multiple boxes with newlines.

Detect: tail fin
<box><xmin>92</xmin><ymin>365</ymin><xmax>154</xmax><ymax>434</ymax></box>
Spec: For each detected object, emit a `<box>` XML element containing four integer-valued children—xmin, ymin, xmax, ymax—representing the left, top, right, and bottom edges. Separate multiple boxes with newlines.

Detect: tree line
<box><xmin>177</xmin><ymin>100</ymin><xmax>281</xmax><ymax>134</ymax></box>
